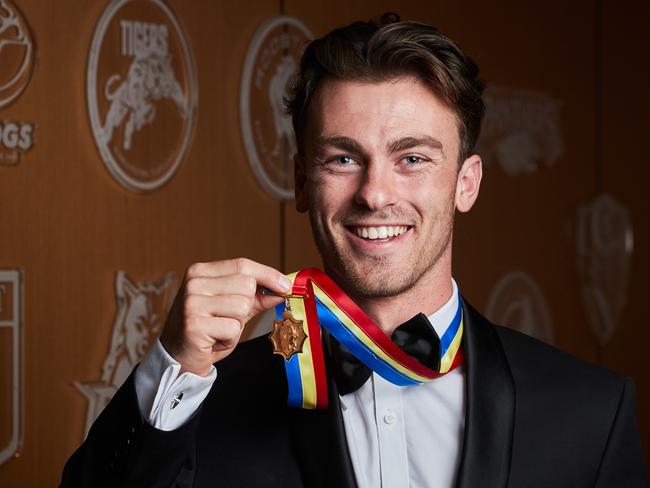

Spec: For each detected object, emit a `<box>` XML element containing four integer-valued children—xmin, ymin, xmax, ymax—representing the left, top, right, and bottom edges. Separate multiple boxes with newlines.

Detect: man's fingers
<box><xmin>208</xmin><ymin>317</ymin><xmax>243</xmax><ymax>351</ymax></box>
<box><xmin>183</xmin><ymin>316</ymin><xmax>243</xmax><ymax>352</ymax></box>
<box><xmin>184</xmin><ymin>294</ymin><xmax>254</xmax><ymax>321</ymax></box>
<box><xmin>254</xmin><ymin>293</ymin><xmax>285</xmax><ymax>316</ymax></box>
<box><xmin>165</xmin><ymin>259</ymin><xmax>293</xmax><ymax>373</ymax></box>
<box><xmin>184</xmin><ymin>290</ymin><xmax>284</xmax><ymax>324</ymax></box>
<box><xmin>186</xmin><ymin>258</ymin><xmax>291</xmax><ymax>294</ymax></box>
<box><xmin>184</xmin><ymin>274</ymin><xmax>257</xmax><ymax>298</ymax></box>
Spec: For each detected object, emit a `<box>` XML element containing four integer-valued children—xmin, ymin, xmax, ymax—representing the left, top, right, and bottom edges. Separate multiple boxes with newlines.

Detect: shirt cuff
<box><xmin>134</xmin><ymin>338</ymin><xmax>217</xmax><ymax>431</ymax></box>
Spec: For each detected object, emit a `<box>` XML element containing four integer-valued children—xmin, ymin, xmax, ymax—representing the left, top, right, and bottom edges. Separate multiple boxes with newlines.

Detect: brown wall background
<box><xmin>0</xmin><ymin>0</ymin><xmax>648</xmax><ymax>486</ymax></box>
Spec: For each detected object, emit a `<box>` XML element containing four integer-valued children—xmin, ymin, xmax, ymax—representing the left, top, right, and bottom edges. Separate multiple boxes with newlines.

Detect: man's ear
<box><xmin>455</xmin><ymin>154</ymin><xmax>482</xmax><ymax>213</ymax></box>
<box><xmin>294</xmin><ymin>153</ymin><xmax>308</xmax><ymax>213</ymax></box>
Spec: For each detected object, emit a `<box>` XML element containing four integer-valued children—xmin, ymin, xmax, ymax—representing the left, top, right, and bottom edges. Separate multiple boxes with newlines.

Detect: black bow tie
<box><xmin>328</xmin><ymin>313</ymin><xmax>441</xmax><ymax>395</ymax></box>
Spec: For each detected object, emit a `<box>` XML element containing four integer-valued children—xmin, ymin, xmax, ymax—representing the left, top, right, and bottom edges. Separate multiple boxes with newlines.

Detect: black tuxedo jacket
<box><xmin>61</xmin><ymin>300</ymin><xmax>646</xmax><ymax>487</ymax></box>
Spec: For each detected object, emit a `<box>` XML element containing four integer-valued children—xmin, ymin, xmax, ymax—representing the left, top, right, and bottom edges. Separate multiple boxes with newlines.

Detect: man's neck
<box><xmin>351</xmin><ymin>265</ymin><xmax>453</xmax><ymax>336</ymax></box>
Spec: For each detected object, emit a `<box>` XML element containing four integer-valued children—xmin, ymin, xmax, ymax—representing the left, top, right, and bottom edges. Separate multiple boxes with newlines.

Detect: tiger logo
<box><xmin>101</xmin><ymin>53</ymin><xmax>188</xmax><ymax>151</ymax></box>
<box><xmin>87</xmin><ymin>1</ymin><xmax>197</xmax><ymax>191</ymax></box>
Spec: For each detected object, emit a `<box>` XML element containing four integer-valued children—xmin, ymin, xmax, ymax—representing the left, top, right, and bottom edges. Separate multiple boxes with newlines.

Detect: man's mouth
<box><xmin>348</xmin><ymin>225</ymin><xmax>410</xmax><ymax>240</ymax></box>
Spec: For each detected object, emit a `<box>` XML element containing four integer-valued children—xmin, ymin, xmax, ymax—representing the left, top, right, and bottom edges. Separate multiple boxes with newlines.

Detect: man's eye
<box><xmin>336</xmin><ymin>155</ymin><xmax>354</xmax><ymax>165</ymax></box>
<box><xmin>404</xmin><ymin>155</ymin><xmax>423</xmax><ymax>164</ymax></box>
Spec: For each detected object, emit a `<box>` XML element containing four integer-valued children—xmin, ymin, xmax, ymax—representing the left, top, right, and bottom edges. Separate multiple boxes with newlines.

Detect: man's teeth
<box><xmin>354</xmin><ymin>226</ymin><xmax>408</xmax><ymax>240</ymax></box>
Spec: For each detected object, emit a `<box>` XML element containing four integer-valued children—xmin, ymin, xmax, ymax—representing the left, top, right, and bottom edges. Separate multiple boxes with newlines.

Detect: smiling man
<box><xmin>62</xmin><ymin>15</ymin><xmax>646</xmax><ymax>488</ymax></box>
<box><xmin>295</xmin><ymin>76</ymin><xmax>478</xmax><ymax>326</ymax></box>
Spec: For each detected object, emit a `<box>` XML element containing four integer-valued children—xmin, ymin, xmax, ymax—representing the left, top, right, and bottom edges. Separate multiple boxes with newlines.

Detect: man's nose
<box><xmin>354</xmin><ymin>161</ymin><xmax>399</xmax><ymax>210</ymax></box>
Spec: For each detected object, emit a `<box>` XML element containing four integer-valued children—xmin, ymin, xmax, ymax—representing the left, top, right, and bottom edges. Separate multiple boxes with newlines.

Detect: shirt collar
<box><xmin>426</xmin><ymin>278</ymin><xmax>459</xmax><ymax>340</ymax></box>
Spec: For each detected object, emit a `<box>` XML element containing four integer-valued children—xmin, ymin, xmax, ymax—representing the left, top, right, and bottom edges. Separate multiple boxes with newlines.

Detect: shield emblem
<box><xmin>577</xmin><ymin>193</ymin><xmax>633</xmax><ymax>346</ymax></box>
<box><xmin>0</xmin><ymin>269</ymin><xmax>22</xmax><ymax>465</ymax></box>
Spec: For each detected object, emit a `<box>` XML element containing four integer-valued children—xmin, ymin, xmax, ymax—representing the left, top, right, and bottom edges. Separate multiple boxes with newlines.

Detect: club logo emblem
<box><xmin>486</xmin><ymin>271</ymin><xmax>554</xmax><ymax>344</ymax></box>
<box><xmin>0</xmin><ymin>270</ymin><xmax>22</xmax><ymax>465</ymax></box>
<box><xmin>477</xmin><ymin>85</ymin><xmax>563</xmax><ymax>176</ymax></box>
<box><xmin>0</xmin><ymin>0</ymin><xmax>33</xmax><ymax>109</ymax></box>
<box><xmin>74</xmin><ymin>271</ymin><xmax>176</xmax><ymax>435</ymax></box>
<box><xmin>0</xmin><ymin>0</ymin><xmax>35</xmax><ymax>167</ymax></box>
<box><xmin>87</xmin><ymin>0</ymin><xmax>197</xmax><ymax>192</ymax></box>
<box><xmin>240</xmin><ymin>16</ymin><xmax>313</xmax><ymax>200</ymax></box>
<box><xmin>577</xmin><ymin>193</ymin><xmax>633</xmax><ymax>346</ymax></box>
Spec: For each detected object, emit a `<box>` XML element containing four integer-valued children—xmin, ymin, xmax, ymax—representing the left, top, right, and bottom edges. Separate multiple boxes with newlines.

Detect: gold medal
<box><xmin>269</xmin><ymin>298</ymin><xmax>307</xmax><ymax>360</ymax></box>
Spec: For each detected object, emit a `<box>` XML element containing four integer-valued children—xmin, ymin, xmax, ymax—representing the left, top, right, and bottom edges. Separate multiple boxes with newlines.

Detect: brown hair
<box><xmin>286</xmin><ymin>14</ymin><xmax>485</xmax><ymax>163</ymax></box>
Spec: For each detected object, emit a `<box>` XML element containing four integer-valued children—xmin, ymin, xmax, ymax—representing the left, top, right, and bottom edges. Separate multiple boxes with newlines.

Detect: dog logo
<box><xmin>240</xmin><ymin>15</ymin><xmax>313</xmax><ymax>200</ymax></box>
<box><xmin>486</xmin><ymin>271</ymin><xmax>554</xmax><ymax>344</ymax></box>
<box><xmin>87</xmin><ymin>0</ymin><xmax>197</xmax><ymax>192</ymax></box>
<box><xmin>75</xmin><ymin>271</ymin><xmax>176</xmax><ymax>436</ymax></box>
<box><xmin>477</xmin><ymin>85</ymin><xmax>564</xmax><ymax>176</ymax></box>
<box><xmin>0</xmin><ymin>269</ymin><xmax>22</xmax><ymax>465</ymax></box>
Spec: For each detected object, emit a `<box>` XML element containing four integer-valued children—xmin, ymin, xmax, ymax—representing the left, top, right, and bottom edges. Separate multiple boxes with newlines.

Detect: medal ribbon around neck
<box><xmin>273</xmin><ymin>268</ymin><xmax>464</xmax><ymax>409</ymax></box>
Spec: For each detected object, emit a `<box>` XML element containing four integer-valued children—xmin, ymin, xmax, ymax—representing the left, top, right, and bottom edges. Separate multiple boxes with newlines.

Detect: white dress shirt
<box><xmin>134</xmin><ymin>279</ymin><xmax>465</xmax><ymax>487</ymax></box>
<box><xmin>339</xmin><ymin>280</ymin><xmax>465</xmax><ymax>488</ymax></box>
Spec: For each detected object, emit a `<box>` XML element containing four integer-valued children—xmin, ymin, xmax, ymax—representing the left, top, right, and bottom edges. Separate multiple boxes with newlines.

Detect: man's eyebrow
<box><xmin>387</xmin><ymin>136</ymin><xmax>444</xmax><ymax>154</ymax></box>
<box><xmin>314</xmin><ymin>136</ymin><xmax>365</xmax><ymax>155</ymax></box>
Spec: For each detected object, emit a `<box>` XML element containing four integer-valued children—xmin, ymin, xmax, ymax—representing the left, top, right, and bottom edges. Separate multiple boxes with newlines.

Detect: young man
<box><xmin>62</xmin><ymin>16</ymin><xmax>646</xmax><ymax>488</ymax></box>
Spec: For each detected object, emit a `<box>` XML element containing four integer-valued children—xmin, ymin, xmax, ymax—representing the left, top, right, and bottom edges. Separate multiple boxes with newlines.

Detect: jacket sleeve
<box><xmin>60</xmin><ymin>369</ymin><xmax>200</xmax><ymax>488</ymax></box>
<box><xmin>594</xmin><ymin>377</ymin><xmax>647</xmax><ymax>487</ymax></box>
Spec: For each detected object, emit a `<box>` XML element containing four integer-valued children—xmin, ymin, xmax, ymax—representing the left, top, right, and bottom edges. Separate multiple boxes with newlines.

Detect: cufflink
<box><xmin>170</xmin><ymin>392</ymin><xmax>183</xmax><ymax>410</ymax></box>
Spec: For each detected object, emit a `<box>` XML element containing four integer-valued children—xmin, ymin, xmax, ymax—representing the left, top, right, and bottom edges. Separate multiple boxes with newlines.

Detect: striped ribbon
<box><xmin>274</xmin><ymin>268</ymin><xmax>464</xmax><ymax>409</ymax></box>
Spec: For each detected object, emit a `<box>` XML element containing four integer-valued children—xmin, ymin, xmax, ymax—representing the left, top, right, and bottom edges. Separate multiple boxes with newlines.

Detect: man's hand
<box><xmin>160</xmin><ymin>258</ymin><xmax>291</xmax><ymax>376</ymax></box>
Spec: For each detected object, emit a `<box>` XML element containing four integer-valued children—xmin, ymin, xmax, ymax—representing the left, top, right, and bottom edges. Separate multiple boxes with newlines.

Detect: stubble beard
<box><xmin>311</xmin><ymin>209</ymin><xmax>455</xmax><ymax>301</ymax></box>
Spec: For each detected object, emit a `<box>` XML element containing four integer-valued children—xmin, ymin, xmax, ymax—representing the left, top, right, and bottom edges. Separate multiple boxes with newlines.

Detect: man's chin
<box><xmin>327</xmin><ymin>260</ymin><xmax>415</xmax><ymax>300</ymax></box>
<box><xmin>349</xmin><ymin>278</ymin><xmax>415</xmax><ymax>299</ymax></box>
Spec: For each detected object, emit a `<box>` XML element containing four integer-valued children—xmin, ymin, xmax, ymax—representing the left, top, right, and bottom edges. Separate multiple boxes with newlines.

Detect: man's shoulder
<box><xmin>465</xmin><ymin>309</ymin><xmax>645</xmax><ymax>485</ymax></box>
<box><xmin>464</xmin><ymin>300</ymin><xmax>624</xmax><ymax>387</ymax></box>
<box><xmin>480</xmin><ymin>313</ymin><xmax>630</xmax><ymax>410</ymax></box>
<box><xmin>495</xmin><ymin>322</ymin><xmax>622</xmax><ymax>382</ymax></box>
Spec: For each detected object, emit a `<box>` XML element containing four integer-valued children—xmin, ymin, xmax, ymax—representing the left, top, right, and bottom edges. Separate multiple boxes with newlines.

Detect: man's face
<box><xmin>296</xmin><ymin>77</ymin><xmax>468</xmax><ymax>299</ymax></box>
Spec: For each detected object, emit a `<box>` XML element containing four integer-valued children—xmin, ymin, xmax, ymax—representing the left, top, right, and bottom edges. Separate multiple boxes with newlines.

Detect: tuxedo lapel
<box><xmin>290</xmin><ymin>370</ymin><xmax>357</xmax><ymax>488</ymax></box>
<box><xmin>456</xmin><ymin>300</ymin><xmax>515</xmax><ymax>488</ymax></box>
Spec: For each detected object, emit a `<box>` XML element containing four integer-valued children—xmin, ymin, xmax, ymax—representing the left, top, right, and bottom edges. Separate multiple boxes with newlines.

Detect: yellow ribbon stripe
<box><xmin>312</xmin><ymin>283</ymin><xmax>434</xmax><ymax>383</ymax></box>
<box><xmin>439</xmin><ymin>320</ymin><xmax>463</xmax><ymax>373</ymax></box>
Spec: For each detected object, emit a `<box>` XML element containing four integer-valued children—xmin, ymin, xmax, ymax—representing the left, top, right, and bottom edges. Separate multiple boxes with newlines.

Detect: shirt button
<box><xmin>383</xmin><ymin>411</ymin><xmax>396</xmax><ymax>425</ymax></box>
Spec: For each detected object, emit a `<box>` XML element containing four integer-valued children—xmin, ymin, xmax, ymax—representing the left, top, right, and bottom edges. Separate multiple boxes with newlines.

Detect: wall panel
<box><xmin>0</xmin><ymin>1</ymin><xmax>647</xmax><ymax>485</ymax></box>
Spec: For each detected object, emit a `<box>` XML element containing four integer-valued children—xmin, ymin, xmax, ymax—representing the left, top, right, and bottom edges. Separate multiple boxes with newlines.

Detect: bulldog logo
<box><xmin>0</xmin><ymin>0</ymin><xmax>34</xmax><ymax>109</ymax></box>
<box><xmin>0</xmin><ymin>269</ymin><xmax>22</xmax><ymax>466</ymax></box>
<box><xmin>240</xmin><ymin>16</ymin><xmax>313</xmax><ymax>200</ymax></box>
<box><xmin>87</xmin><ymin>0</ymin><xmax>197</xmax><ymax>192</ymax></box>
<box><xmin>74</xmin><ymin>271</ymin><xmax>176</xmax><ymax>436</ymax></box>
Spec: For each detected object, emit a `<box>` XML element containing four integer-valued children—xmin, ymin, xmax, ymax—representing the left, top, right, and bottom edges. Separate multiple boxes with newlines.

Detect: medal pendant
<box><xmin>269</xmin><ymin>300</ymin><xmax>307</xmax><ymax>360</ymax></box>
